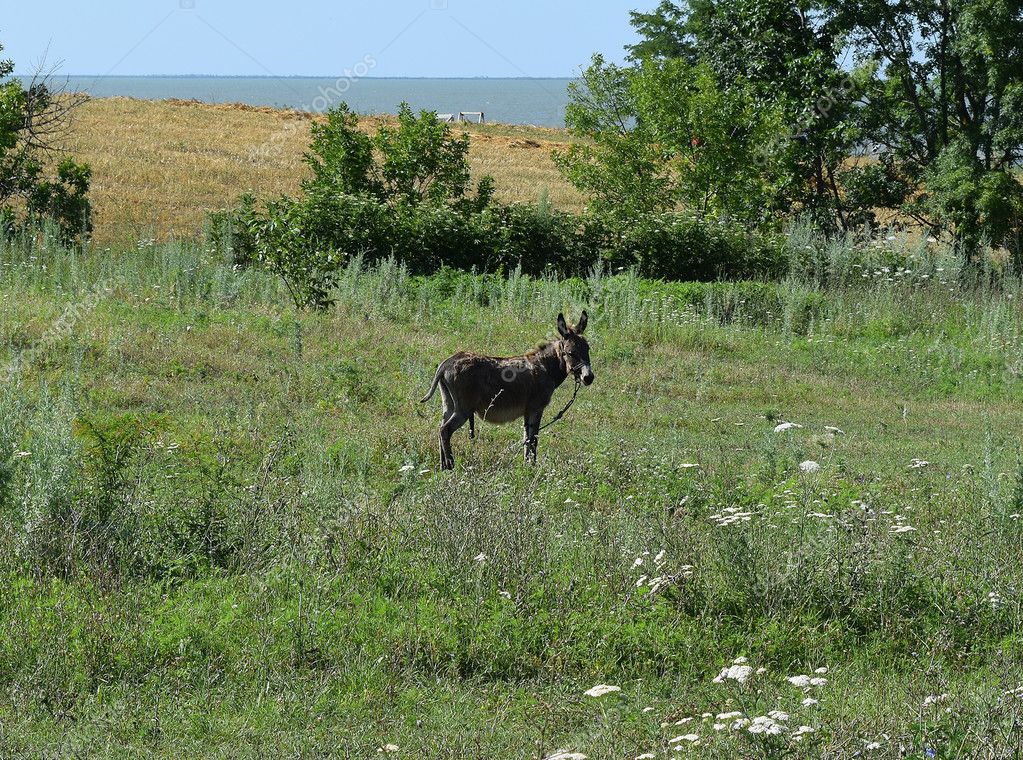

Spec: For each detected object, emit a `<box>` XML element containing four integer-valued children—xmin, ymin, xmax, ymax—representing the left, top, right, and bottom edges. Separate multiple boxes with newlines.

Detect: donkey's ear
<box><xmin>557</xmin><ymin>313</ymin><xmax>570</xmax><ymax>337</ymax></box>
<box><xmin>576</xmin><ymin>310</ymin><xmax>588</xmax><ymax>334</ymax></box>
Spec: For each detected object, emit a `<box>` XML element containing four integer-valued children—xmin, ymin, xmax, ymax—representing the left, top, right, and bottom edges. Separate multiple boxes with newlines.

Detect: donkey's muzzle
<box><xmin>580</xmin><ymin>367</ymin><xmax>595</xmax><ymax>386</ymax></box>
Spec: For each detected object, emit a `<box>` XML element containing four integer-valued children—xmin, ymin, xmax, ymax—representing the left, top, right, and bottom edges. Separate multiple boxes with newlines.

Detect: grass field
<box><xmin>1</xmin><ymin>97</ymin><xmax>1021</xmax><ymax>757</ymax></box>
<box><xmin>65</xmin><ymin>97</ymin><xmax>584</xmax><ymax>243</ymax></box>
<box><xmin>0</xmin><ymin>221</ymin><xmax>1022</xmax><ymax>757</ymax></box>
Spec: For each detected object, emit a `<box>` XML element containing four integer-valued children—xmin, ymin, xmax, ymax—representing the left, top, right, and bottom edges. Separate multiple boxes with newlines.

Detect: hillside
<box><xmin>65</xmin><ymin>97</ymin><xmax>584</xmax><ymax>243</ymax></box>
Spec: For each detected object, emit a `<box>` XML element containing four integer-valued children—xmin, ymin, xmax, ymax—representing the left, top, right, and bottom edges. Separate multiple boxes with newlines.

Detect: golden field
<box><xmin>64</xmin><ymin>97</ymin><xmax>584</xmax><ymax>243</ymax></box>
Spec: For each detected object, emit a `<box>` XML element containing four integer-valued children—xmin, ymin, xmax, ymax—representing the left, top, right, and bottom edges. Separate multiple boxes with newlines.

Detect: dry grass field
<box><xmin>65</xmin><ymin>97</ymin><xmax>584</xmax><ymax>243</ymax></box>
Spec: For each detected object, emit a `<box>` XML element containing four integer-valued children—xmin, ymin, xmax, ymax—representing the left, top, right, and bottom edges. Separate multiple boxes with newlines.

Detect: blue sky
<box><xmin>6</xmin><ymin>1</ymin><xmax>642</xmax><ymax>78</ymax></box>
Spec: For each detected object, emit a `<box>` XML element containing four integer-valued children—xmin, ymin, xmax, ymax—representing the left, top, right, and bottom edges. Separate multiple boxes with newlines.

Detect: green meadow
<box><xmin>0</xmin><ymin>229</ymin><xmax>1021</xmax><ymax>758</ymax></box>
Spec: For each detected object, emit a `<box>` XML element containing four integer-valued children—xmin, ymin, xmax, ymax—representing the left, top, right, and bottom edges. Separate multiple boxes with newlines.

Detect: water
<box><xmin>28</xmin><ymin>76</ymin><xmax>575</xmax><ymax>127</ymax></box>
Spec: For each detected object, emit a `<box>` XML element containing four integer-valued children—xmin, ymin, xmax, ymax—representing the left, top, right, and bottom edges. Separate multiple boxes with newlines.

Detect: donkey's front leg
<box><xmin>523</xmin><ymin>411</ymin><xmax>542</xmax><ymax>464</ymax></box>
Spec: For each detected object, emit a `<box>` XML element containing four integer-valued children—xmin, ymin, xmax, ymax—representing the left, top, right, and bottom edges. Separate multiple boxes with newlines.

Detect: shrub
<box><xmin>210</xmin><ymin>101</ymin><xmax>797</xmax><ymax>307</ymax></box>
<box><xmin>304</xmin><ymin>104</ymin><xmax>380</xmax><ymax>198</ymax></box>
<box><xmin>24</xmin><ymin>157</ymin><xmax>93</xmax><ymax>243</ymax></box>
<box><xmin>208</xmin><ymin>192</ymin><xmax>259</xmax><ymax>267</ymax></box>
<box><xmin>376</xmin><ymin>103</ymin><xmax>492</xmax><ymax>209</ymax></box>
<box><xmin>612</xmin><ymin>213</ymin><xmax>788</xmax><ymax>281</ymax></box>
<box><xmin>302</xmin><ymin>101</ymin><xmax>495</xmax><ymax>213</ymax></box>
<box><xmin>483</xmin><ymin>200</ymin><xmax>594</xmax><ymax>276</ymax></box>
<box><xmin>243</xmin><ymin>195</ymin><xmax>349</xmax><ymax>310</ymax></box>
<box><xmin>390</xmin><ymin>203</ymin><xmax>491</xmax><ymax>274</ymax></box>
<box><xmin>0</xmin><ymin>40</ymin><xmax>92</xmax><ymax>242</ymax></box>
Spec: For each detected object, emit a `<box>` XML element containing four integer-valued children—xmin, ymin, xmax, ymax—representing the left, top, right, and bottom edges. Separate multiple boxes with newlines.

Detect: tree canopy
<box><xmin>559</xmin><ymin>0</ymin><xmax>1023</xmax><ymax>259</ymax></box>
<box><xmin>0</xmin><ymin>36</ymin><xmax>92</xmax><ymax>241</ymax></box>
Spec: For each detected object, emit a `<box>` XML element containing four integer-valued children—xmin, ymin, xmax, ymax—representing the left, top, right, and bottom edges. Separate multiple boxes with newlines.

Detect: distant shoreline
<box><xmin>15</xmin><ymin>75</ymin><xmax>573</xmax><ymax>128</ymax></box>
<box><xmin>16</xmin><ymin>74</ymin><xmax>577</xmax><ymax>81</ymax></box>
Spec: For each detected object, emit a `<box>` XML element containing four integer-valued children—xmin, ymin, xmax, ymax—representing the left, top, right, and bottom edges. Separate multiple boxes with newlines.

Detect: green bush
<box><xmin>390</xmin><ymin>203</ymin><xmax>490</xmax><ymax>273</ymax></box>
<box><xmin>484</xmin><ymin>200</ymin><xmax>594</xmax><ymax>276</ymax></box>
<box><xmin>0</xmin><ymin>40</ymin><xmax>92</xmax><ymax>243</ymax></box>
<box><xmin>24</xmin><ymin>158</ymin><xmax>93</xmax><ymax>244</ymax></box>
<box><xmin>612</xmin><ymin>213</ymin><xmax>788</xmax><ymax>281</ymax></box>
<box><xmin>208</xmin><ymin>192</ymin><xmax>259</xmax><ymax>267</ymax></box>
<box><xmin>209</xmin><ymin>101</ymin><xmax>798</xmax><ymax>306</ymax></box>
<box><xmin>214</xmin><ymin>192</ymin><xmax>795</xmax><ymax>305</ymax></box>
<box><xmin>243</xmin><ymin>195</ymin><xmax>350</xmax><ymax>310</ymax></box>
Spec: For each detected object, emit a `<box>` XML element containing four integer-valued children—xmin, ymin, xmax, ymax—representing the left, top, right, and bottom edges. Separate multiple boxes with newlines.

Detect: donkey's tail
<box><xmin>420</xmin><ymin>365</ymin><xmax>445</xmax><ymax>403</ymax></box>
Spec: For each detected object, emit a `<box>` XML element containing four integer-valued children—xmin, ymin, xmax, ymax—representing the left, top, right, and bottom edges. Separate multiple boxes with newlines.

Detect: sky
<box><xmin>5</xmin><ymin>0</ymin><xmax>643</xmax><ymax>78</ymax></box>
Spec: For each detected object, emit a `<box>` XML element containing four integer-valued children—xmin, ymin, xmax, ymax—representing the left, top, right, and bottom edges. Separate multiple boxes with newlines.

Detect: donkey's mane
<box><xmin>527</xmin><ymin>340</ymin><xmax>561</xmax><ymax>358</ymax></box>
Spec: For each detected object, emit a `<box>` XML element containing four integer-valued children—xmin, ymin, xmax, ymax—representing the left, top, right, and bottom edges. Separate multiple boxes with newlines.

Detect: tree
<box><xmin>0</xmin><ymin>37</ymin><xmax>92</xmax><ymax>241</ymax></box>
<box><xmin>828</xmin><ymin>0</ymin><xmax>1023</xmax><ymax>259</ymax></box>
<box><xmin>621</xmin><ymin>0</ymin><xmax>1023</xmax><ymax>256</ymax></box>
<box><xmin>236</xmin><ymin>102</ymin><xmax>496</xmax><ymax>308</ymax></box>
<box><xmin>304</xmin><ymin>103</ymin><xmax>380</xmax><ymax>199</ymax></box>
<box><xmin>303</xmin><ymin>102</ymin><xmax>493</xmax><ymax>212</ymax></box>
<box><xmin>376</xmin><ymin>103</ymin><xmax>491</xmax><ymax>208</ymax></box>
<box><xmin>554</xmin><ymin>56</ymin><xmax>675</xmax><ymax>221</ymax></box>
<box><xmin>625</xmin><ymin>0</ymin><xmax>863</xmax><ymax>232</ymax></box>
<box><xmin>626</xmin><ymin>1</ymin><xmax>695</xmax><ymax>62</ymax></box>
<box><xmin>556</xmin><ymin>54</ymin><xmax>786</xmax><ymax>226</ymax></box>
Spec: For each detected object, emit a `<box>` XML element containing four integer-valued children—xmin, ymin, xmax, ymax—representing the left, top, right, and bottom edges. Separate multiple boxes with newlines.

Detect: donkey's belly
<box><xmin>475</xmin><ymin>404</ymin><xmax>525</xmax><ymax>425</ymax></box>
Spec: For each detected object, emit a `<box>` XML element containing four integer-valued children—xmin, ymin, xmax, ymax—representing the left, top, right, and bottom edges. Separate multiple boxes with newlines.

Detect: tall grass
<box><xmin>1</xmin><ymin>226</ymin><xmax>1023</xmax><ymax>756</ymax></box>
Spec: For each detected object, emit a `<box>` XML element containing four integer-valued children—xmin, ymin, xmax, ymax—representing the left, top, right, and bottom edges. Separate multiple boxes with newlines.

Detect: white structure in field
<box><xmin>435</xmin><ymin>112</ymin><xmax>486</xmax><ymax>124</ymax></box>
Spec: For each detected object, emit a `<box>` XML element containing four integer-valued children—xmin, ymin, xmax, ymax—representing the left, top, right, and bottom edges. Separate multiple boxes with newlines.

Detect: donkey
<box><xmin>421</xmin><ymin>312</ymin><xmax>594</xmax><ymax>470</ymax></box>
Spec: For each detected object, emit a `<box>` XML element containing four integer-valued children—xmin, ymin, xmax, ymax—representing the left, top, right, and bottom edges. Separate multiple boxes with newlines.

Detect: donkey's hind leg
<box><xmin>440</xmin><ymin>410</ymin><xmax>469</xmax><ymax>470</ymax></box>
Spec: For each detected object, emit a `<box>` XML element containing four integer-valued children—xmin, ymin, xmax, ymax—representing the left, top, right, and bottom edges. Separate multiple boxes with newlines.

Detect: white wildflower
<box><xmin>891</xmin><ymin>525</ymin><xmax>917</xmax><ymax>534</ymax></box>
<box><xmin>824</xmin><ymin>426</ymin><xmax>845</xmax><ymax>434</ymax></box>
<box><xmin>584</xmin><ymin>684</ymin><xmax>621</xmax><ymax>698</ymax></box>
<box><xmin>787</xmin><ymin>675</ymin><xmax>812</xmax><ymax>687</ymax></box>
<box><xmin>545</xmin><ymin>752</ymin><xmax>587</xmax><ymax>760</ymax></box>
<box><xmin>774</xmin><ymin>422</ymin><xmax>803</xmax><ymax>433</ymax></box>
<box><xmin>908</xmin><ymin>459</ymin><xmax>930</xmax><ymax>469</ymax></box>
<box><xmin>814</xmin><ymin>667</ymin><xmax>829</xmax><ymax>674</ymax></box>
<box><xmin>802</xmin><ymin>697</ymin><xmax>819</xmax><ymax>706</ymax></box>
<box><xmin>380</xmin><ymin>745</ymin><xmax>399</xmax><ymax>754</ymax></box>
<box><xmin>799</xmin><ymin>460</ymin><xmax>822</xmax><ymax>473</ymax></box>
<box><xmin>748</xmin><ymin>716</ymin><xmax>785</xmax><ymax>735</ymax></box>
<box><xmin>768</xmin><ymin>710</ymin><xmax>789</xmax><ymax>722</ymax></box>
<box><xmin>473</xmin><ymin>553</ymin><xmax>488</xmax><ymax>564</ymax></box>
<box><xmin>398</xmin><ymin>464</ymin><xmax>415</xmax><ymax>473</ymax></box>
<box><xmin>713</xmin><ymin>664</ymin><xmax>753</xmax><ymax>684</ymax></box>
<box><xmin>810</xmin><ymin>677</ymin><xmax>828</xmax><ymax>687</ymax></box>
<box><xmin>668</xmin><ymin>734</ymin><xmax>700</xmax><ymax>744</ymax></box>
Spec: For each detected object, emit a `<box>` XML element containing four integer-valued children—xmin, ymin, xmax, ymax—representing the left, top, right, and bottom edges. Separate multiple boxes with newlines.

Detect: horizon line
<box><xmin>14</xmin><ymin>73</ymin><xmax>579</xmax><ymax>81</ymax></box>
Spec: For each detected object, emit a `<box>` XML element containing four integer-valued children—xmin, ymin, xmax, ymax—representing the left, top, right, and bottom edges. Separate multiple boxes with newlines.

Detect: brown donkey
<box><xmin>421</xmin><ymin>312</ymin><xmax>594</xmax><ymax>470</ymax></box>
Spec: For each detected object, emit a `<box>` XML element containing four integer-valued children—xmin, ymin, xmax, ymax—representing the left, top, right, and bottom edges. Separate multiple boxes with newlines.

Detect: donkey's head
<box><xmin>557</xmin><ymin>311</ymin><xmax>595</xmax><ymax>386</ymax></box>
